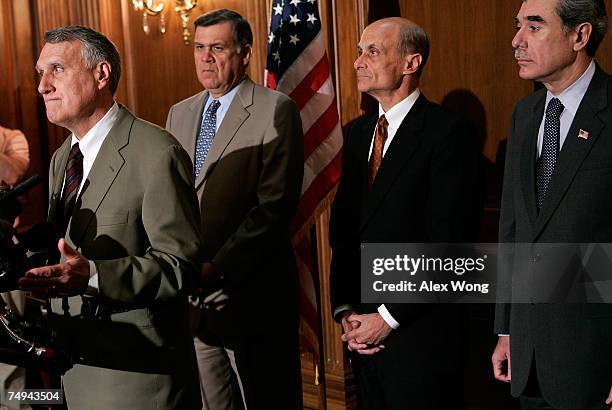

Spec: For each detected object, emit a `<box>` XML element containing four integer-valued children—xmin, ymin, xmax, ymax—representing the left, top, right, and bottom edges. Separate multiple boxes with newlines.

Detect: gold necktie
<box><xmin>368</xmin><ymin>114</ymin><xmax>388</xmax><ymax>190</ymax></box>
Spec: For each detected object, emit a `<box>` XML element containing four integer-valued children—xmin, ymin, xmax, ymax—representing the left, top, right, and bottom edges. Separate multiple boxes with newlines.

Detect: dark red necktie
<box><xmin>61</xmin><ymin>142</ymin><xmax>83</xmax><ymax>223</ymax></box>
<box><xmin>368</xmin><ymin>114</ymin><xmax>388</xmax><ymax>190</ymax></box>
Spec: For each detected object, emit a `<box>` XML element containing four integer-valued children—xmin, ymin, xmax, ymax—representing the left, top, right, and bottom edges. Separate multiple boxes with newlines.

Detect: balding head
<box><xmin>365</xmin><ymin>17</ymin><xmax>430</xmax><ymax>77</ymax></box>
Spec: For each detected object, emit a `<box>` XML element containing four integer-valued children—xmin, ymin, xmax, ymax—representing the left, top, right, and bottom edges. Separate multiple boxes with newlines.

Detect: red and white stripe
<box><xmin>266</xmin><ymin>30</ymin><xmax>343</xmax><ymax>235</ymax></box>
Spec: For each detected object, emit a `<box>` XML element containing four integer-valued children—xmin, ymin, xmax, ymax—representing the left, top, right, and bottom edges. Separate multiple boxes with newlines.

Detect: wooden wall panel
<box><xmin>597</xmin><ymin>0</ymin><xmax>612</xmax><ymax>71</ymax></box>
<box><xmin>0</xmin><ymin>0</ymin><xmax>19</xmax><ymax>125</ymax></box>
<box><xmin>399</xmin><ymin>1</ymin><xmax>532</xmax><ymax>162</ymax></box>
<box><xmin>98</xmin><ymin>0</ymin><xmax>129</xmax><ymax>105</ymax></box>
<box><xmin>246</xmin><ymin>0</ymin><xmax>270</xmax><ymax>82</ymax></box>
<box><xmin>331</xmin><ymin>0</ymin><xmax>363</xmax><ymax>127</ymax></box>
<box><xmin>120</xmin><ymin>0</ymin><xmax>209</xmax><ymax>123</ymax></box>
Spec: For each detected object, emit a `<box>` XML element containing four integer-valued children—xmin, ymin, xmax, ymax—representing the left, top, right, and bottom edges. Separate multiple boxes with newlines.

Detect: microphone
<box><xmin>0</xmin><ymin>176</ymin><xmax>41</xmax><ymax>222</ymax></box>
<box><xmin>0</xmin><ymin>175</ymin><xmax>42</xmax><ymax>206</ymax></box>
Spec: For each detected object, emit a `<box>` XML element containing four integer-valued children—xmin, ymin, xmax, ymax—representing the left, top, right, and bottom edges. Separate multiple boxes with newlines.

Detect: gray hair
<box><xmin>556</xmin><ymin>0</ymin><xmax>608</xmax><ymax>56</ymax></box>
<box><xmin>398</xmin><ymin>25</ymin><xmax>430</xmax><ymax>77</ymax></box>
<box><xmin>194</xmin><ymin>9</ymin><xmax>253</xmax><ymax>52</ymax></box>
<box><xmin>44</xmin><ymin>26</ymin><xmax>121</xmax><ymax>93</ymax></box>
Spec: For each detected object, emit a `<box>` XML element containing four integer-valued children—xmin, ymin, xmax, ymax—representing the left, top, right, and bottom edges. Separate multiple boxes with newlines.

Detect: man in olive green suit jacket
<box><xmin>19</xmin><ymin>27</ymin><xmax>202</xmax><ymax>409</ymax></box>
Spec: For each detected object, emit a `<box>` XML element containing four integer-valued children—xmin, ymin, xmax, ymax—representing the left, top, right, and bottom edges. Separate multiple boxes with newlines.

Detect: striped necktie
<box><xmin>368</xmin><ymin>114</ymin><xmax>388</xmax><ymax>190</ymax></box>
<box><xmin>61</xmin><ymin>142</ymin><xmax>83</xmax><ymax>225</ymax></box>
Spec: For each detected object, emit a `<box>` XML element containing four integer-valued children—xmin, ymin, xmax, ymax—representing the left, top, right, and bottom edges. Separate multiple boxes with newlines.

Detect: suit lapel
<box><xmin>519</xmin><ymin>92</ymin><xmax>545</xmax><ymax>230</ymax></box>
<box><xmin>359</xmin><ymin>95</ymin><xmax>426</xmax><ymax>232</ymax></box>
<box><xmin>185</xmin><ymin>91</ymin><xmax>207</xmax><ymax>166</ymax></box>
<box><xmin>195</xmin><ymin>78</ymin><xmax>253</xmax><ymax>190</ymax></box>
<box><xmin>533</xmin><ymin>67</ymin><xmax>609</xmax><ymax>240</ymax></box>
<box><xmin>66</xmin><ymin>107</ymin><xmax>130</xmax><ymax>247</ymax></box>
<box><xmin>357</xmin><ymin>115</ymin><xmax>378</xmax><ymax>192</ymax></box>
<box><xmin>48</xmin><ymin>139</ymin><xmax>72</xmax><ymax>226</ymax></box>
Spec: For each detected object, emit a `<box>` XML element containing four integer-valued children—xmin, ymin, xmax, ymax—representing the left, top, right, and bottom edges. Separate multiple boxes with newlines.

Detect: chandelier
<box><xmin>132</xmin><ymin>0</ymin><xmax>198</xmax><ymax>44</ymax></box>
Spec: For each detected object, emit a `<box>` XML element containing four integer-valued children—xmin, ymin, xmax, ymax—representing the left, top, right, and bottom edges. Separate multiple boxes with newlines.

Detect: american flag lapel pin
<box><xmin>578</xmin><ymin>129</ymin><xmax>589</xmax><ymax>140</ymax></box>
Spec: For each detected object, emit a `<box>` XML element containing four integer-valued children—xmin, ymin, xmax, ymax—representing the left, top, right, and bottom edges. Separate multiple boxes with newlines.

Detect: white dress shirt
<box><xmin>61</xmin><ymin>102</ymin><xmax>119</xmax><ymax>292</ymax></box>
<box><xmin>200</xmin><ymin>78</ymin><xmax>243</xmax><ymax>133</ymax></box>
<box><xmin>368</xmin><ymin>89</ymin><xmax>421</xmax><ymax>330</ymax></box>
<box><xmin>368</xmin><ymin>88</ymin><xmax>421</xmax><ymax>158</ymax></box>
<box><xmin>537</xmin><ymin>60</ymin><xmax>595</xmax><ymax>156</ymax></box>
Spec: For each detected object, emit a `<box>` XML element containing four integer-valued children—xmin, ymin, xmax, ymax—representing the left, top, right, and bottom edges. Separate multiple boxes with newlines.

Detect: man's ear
<box><xmin>403</xmin><ymin>53</ymin><xmax>422</xmax><ymax>76</ymax></box>
<box><xmin>573</xmin><ymin>23</ymin><xmax>592</xmax><ymax>52</ymax></box>
<box><xmin>96</xmin><ymin>61</ymin><xmax>112</xmax><ymax>90</ymax></box>
<box><xmin>242</xmin><ymin>44</ymin><xmax>253</xmax><ymax>66</ymax></box>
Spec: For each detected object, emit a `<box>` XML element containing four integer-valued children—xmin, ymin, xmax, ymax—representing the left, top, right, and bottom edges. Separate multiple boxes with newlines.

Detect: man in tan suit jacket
<box><xmin>166</xmin><ymin>9</ymin><xmax>304</xmax><ymax>410</ymax></box>
<box><xmin>19</xmin><ymin>26</ymin><xmax>202</xmax><ymax>409</ymax></box>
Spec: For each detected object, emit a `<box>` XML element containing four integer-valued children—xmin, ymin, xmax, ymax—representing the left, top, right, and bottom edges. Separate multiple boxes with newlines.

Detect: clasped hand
<box><xmin>340</xmin><ymin>312</ymin><xmax>392</xmax><ymax>355</ymax></box>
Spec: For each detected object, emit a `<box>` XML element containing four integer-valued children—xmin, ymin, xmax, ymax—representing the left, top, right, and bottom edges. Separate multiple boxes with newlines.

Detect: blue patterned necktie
<box><xmin>536</xmin><ymin>97</ymin><xmax>564</xmax><ymax>210</ymax></box>
<box><xmin>194</xmin><ymin>99</ymin><xmax>221</xmax><ymax>179</ymax></box>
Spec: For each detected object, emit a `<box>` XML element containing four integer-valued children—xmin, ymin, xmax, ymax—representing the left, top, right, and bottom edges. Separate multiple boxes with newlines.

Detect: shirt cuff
<box><xmin>378</xmin><ymin>304</ymin><xmax>400</xmax><ymax>329</ymax></box>
<box><xmin>86</xmin><ymin>260</ymin><xmax>99</xmax><ymax>295</ymax></box>
<box><xmin>498</xmin><ymin>334</ymin><xmax>509</xmax><ymax>337</ymax></box>
<box><xmin>333</xmin><ymin>304</ymin><xmax>354</xmax><ymax>322</ymax></box>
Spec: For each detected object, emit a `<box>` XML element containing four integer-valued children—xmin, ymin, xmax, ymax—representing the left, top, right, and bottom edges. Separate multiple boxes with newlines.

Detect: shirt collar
<box><xmin>70</xmin><ymin>102</ymin><xmax>119</xmax><ymax>160</ymax></box>
<box><xmin>206</xmin><ymin>77</ymin><xmax>245</xmax><ymax>112</ymax></box>
<box><xmin>545</xmin><ymin>60</ymin><xmax>595</xmax><ymax>117</ymax></box>
<box><xmin>378</xmin><ymin>88</ymin><xmax>421</xmax><ymax>130</ymax></box>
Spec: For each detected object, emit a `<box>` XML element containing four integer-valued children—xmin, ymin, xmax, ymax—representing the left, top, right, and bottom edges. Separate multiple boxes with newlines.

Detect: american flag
<box><xmin>265</xmin><ymin>0</ymin><xmax>342</xmax><ymax>363</ymax></box>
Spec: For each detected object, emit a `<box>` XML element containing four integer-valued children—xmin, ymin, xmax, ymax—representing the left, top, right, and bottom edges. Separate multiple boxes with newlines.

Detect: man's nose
<box><xmin>512</xmin><ymin>28</ymin><xmax>525</xmax><ymax>50</ymax></box>
<box><xmin>38</xmin><ymin>72</ymin><xmax>53</xmax><ymax>95</ymax></box>
<box><xmin>201</xmin><ymin>47</ymin><xmax>214</xmax><ymax>62</ymax></box>
<box><xmin>354</xmin><ymin>54</ymin><xmax>365</xmax><ymax>70</ymax></box>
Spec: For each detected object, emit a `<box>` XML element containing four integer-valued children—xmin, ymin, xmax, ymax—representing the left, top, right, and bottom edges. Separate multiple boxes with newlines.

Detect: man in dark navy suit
<box><xmin>329</xmin><ymin>17</ymin><xmax>480</xmax><ymax>409</ymax></box>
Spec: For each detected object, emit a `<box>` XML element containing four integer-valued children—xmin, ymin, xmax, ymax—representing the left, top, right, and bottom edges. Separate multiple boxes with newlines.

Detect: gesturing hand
<box><xmin>18</xmin><ymin>238</ymin><xmax>90</xmax><ymax>297</ymax></box>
